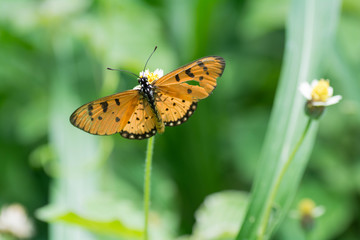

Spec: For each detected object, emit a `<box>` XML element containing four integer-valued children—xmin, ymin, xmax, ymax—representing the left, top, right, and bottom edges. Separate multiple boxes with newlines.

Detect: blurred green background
<box><xmin>0</xmin><ymin>0</ymin><xmax>359</xmax><ymax>239</ymax></box>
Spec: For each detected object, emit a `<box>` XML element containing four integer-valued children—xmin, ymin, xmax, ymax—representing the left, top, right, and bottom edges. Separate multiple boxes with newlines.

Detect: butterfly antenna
<box><xmin>143</xmin><ymin>46</ymin><xmax>157</xmax><ymax>72</ymax></box>
<box><xmin>107</xmin><ymin>68</ymin><xmax>139</xmax><ymax>78</ymax></box>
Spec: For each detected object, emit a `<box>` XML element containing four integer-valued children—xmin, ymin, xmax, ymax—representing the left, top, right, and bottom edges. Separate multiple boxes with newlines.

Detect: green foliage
<box><xmin>36</xmin><ymin>203</ymin><xmax>143</xmax><ymax>239</ymax></box>
<box><xmin>0</xmin><ymin>0</ymin><xmax>359</xmax><ymax>239</ymax></box>
<box><xmin>237</xmin><ymin>0</ymin><xmax>342</xmax><ymax>239</ymax></box>
<box><xmin>180</xmin><ymin>191</ymin><xmax>249</xmax><ymax>240</ymax></box>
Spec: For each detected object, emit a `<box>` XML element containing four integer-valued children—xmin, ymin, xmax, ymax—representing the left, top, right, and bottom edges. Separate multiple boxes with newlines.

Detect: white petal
<box><xmin>140</xmin><ymin>69</ymin><xmax>149</xmax><ymax>77</ymax></box>
<box><xmin>312</xmin><ymin>101</ymin><xmax>327</xmax><ymax>106</ymax></box>
<box><xmin>312</xmin><ymin>206</ymin><xmax>325</xmax><ymax>218</ymax></box>
<box><xmin>328</xmin><ymin>86</ymin><xmax>333</xmax><ymax>97</ymax></box>
<box><xmin>325</xmin><ymin>95</ymin><xmax>342</xmax><ymax>106</ymax></box>
<box><xmin>310</xmin><ymin>79</ymin><xmax>319</xmax><ymax>88</ymax></box>
<box><xmin>299</xmin><ymin>82</ymin><xmax>312</xmax><ymax>100</ymax></box>
<box><xmin>154</xmin><ymin>68</ymin><xmax>164</xmax><ymax>78</ymax></box>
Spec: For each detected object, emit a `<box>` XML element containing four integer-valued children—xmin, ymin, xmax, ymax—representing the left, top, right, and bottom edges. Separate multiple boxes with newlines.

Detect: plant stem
<box><xmin>258</xmin><ymin>118</ymin><xmax>312</xmax><ymax>239</ymax></box>
<box><xmin>144</xmin><ymin>136</ymin><xmax>155</xmax><ymax>240</ymax></box>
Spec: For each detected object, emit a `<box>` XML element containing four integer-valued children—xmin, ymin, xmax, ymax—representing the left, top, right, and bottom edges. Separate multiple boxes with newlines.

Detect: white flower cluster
<box><xmin>299</xmin><ymin>79</ymin><xmax>342</xmax><ymax>106</ymax></box>
<box><xmin>139</xmin><ymin>68</ymin><xmax>164</xmax><ymax>83</ymax></box>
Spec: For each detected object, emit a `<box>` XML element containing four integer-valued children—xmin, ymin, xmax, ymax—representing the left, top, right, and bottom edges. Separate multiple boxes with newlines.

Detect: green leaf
<box><xmin>236</xmin><ymin>0</ymin><xmax>342</xmax><ymax>239</ymax></box>
<box><xmin>36</xmin><ymin>203</ymin><xmax>143</xmax><ymax>239</ymax></box>
<box><xmin>180</xmin><ymin>191</ymin><xmax>249</xmax><ymax>240</ymax></box>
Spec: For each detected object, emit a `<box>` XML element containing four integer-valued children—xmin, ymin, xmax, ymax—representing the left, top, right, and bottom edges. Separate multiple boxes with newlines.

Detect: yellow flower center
<box><xmin>311</xmin><ymin>79</ymin><xmax>330</xmax><ymax>102</ymax></box>
<box><xmin>147</xmin><ymin>72</ymin><xmax>160</xmax><ymax>83</ymax></box>
<box><xmin>298</xmin><ymin>198</ymin><xmax>315</xmax><ymax>216</ymax></box>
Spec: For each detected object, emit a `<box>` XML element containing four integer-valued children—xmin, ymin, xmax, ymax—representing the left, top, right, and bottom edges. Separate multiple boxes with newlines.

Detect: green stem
<box><xmin>144</xmin><ymin>136</ymin><xmax>155</xmax><ymax>240</ymax></box>
<box><xmin>258</xmin><ymin>118</ymin><xmax>312</xmax><ymax>239</ymax></box>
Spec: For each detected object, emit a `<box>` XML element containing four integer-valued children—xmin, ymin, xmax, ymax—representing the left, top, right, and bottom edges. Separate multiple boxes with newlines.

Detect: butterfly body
<box><xmin>70</xmin><ymin>56</ymin><xmax>225</xmax><ymax>140</ymax></box>
<box><xmin>137</xmin><ymin>76</ymin><xmax>165</xmax><ymax>134</ymax></box>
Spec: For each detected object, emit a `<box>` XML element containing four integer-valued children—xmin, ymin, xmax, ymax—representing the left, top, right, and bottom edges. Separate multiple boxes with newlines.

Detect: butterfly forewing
<box><xmin>70</xmin><ymin>90</ymin><xmax>140</xmax><ymax>135</ymax></box>
<box><xmin>154</xmin><ymin>56</ymin><xmax>225</xmax><ymax>99</ymax></box>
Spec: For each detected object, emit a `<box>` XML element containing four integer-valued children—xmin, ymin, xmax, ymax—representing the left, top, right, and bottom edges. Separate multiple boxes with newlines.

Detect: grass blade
<box><xmin>236</xmin><ymin>0</ymin><xmax>342</xmax><ymax>239</ymax></box>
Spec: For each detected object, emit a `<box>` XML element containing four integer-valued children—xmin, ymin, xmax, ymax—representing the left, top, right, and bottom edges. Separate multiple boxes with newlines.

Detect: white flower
<box><xmin>298</xmin><ymin>198</ymin><xmax>325</xmax><ymax>218</ymax></box>
<box><xmin>139</xmin><ymin>69</ymin><xmax>150</xmax><ymax>78</ymax></box>
<box><xmin>139</xmin><ymin>68</ymin><xmax>164</xmax><ymax>83</ymax></box>
<box><xmin>299</xmin><ymin>79</ymin><xmax>342</xmax><ymax>106</ymax></box>
<box><xmin>0</xmin><ymin>204</ymin><xmax>34</xmax><ymax>239</ymax></box>
<box><xmin>289</xmin><ymin>198</ymin><xmax>325</xmax><ymax>232</ymax></box>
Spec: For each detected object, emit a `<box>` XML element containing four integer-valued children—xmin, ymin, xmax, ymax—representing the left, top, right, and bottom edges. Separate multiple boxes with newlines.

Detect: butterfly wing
<box><xmin>155</xmin><ymin>92</ymin><xmax>197</xmax><ymax>127</ymax></box>
<box><xmin>70</xmin><ymin>90</ymin><xmax>140</xmax><ymax>135</ymax></box>
<box><xmin>70</xmin><ymin>89</ymin><xmax>158</xmax><ymax>139</ymax></box>
<box><xmin>153</xmin><ymin>56</ymin><xmax>225</xmax><ymax>127</ymax></box>
<box><xmin>154</xmin><ymin>56</ymin><xmax>225</xmax><ymax>101</ymax></box>
<box><xmin>70</xmin><ymin>56</ymin><xmax>225</xmax><ymax>138</ymax></box>
<box><xmin>119</xmin><ymin>98</ymin><xmax>158</xmax><ymax>139</ymax></box>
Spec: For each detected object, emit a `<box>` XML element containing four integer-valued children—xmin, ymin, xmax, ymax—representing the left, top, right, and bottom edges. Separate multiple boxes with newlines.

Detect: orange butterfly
<box><xmin>70</xmin><ymin>53</ymin><xmax>225</xmax><ymax>140</ymax></box>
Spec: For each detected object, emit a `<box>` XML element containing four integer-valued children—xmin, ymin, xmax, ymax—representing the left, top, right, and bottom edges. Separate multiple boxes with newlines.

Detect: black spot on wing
<box><xmin>197</xmin><ymin>61</ymin><xmax>205</xmax><ymax>68</ymax></box>
<box><xmin>100</xmin><ymin>101</ymin><xmax>109</xmax><ymax>113</ymax></box>
<box><xmin>197</xmin><ymin>61</ymin><xmax>209</xmax><ymax>72</ymax></box>
<box><xmin>175</xmin><ymin>74</ymin><xmax>180</xmax><ymax>82</ymax></box>
<box><xmin>185</xmin><ymin>68</ymin><xmax>195</xmax><ymax>78</ymax></box>
<box><xmin>120</xmin><ymin>128</ymin><xmax>157</xmax><ymax>140</ymax></box>
<box><xmin>164</xmin><ymin>102</ymin><xmax>197</xmax><ymax>127</ymax></box>
<box><xmin>88</xmin><ymin>104</ymin><xmax>94</xmax><ymax>116</ymax></box>
<box><xmin>115</xmin><ymin>99</ymin><xmax>120</xmax><ymax>105</ymax></box>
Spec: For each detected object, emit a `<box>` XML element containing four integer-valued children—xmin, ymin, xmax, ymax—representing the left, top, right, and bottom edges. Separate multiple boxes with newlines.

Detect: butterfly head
<box><xmin>139</xmin><ymin>69</ymin><xmax>164</xmax><ymax>84</ymax></box>
<box><xmin>138</xmin><ymin>75</ymin><xmax>150</xmax><ymax>88</ymax></box>
<box><xmin>135</xmin><ymin>69</ymin><xmax>161</xmax><ymax>97</ymax></box>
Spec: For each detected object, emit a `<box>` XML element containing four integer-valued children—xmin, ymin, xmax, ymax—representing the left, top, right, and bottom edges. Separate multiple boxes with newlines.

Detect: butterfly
<box><xmin>70</xmin><ymin>54</ymin><xmax>225</xmax><ymax>140</ymax></box>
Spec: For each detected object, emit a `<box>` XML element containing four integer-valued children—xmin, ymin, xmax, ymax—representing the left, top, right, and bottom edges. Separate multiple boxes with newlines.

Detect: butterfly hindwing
<box><xmin>155</xmin><ymin>84</ymin><xmax>208</xmax><ymax>102</ymax></box>
<box><xmin>154</xmin><ymin>56</ymin><xmax>225</xmax><ymax>100</ymax></box>
<box><xmin>155</xmin><ymin>92</ymin><xmax>197</xmax><ymax>127</ymax></box>
<box><xmin>70</xmin><ymin>90</ymin><xmax>140</xmax><ymax>135</ymax></box>
<box><xmin>120</xmin><ymin>98</ymin><xmax>158</xmax><ymax>139</ymax></box>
